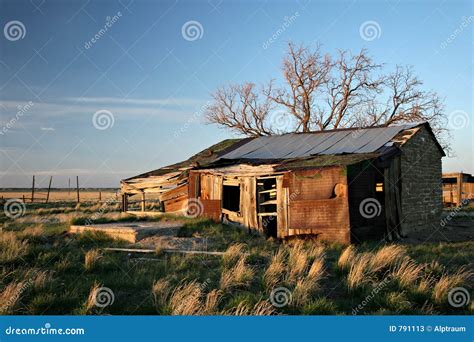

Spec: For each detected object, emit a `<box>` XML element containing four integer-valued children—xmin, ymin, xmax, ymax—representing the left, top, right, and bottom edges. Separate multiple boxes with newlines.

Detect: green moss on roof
<box><xmin>274</xmin><ymin>153</ymin><xmax>380</xmax><ymax>171</ymax></box>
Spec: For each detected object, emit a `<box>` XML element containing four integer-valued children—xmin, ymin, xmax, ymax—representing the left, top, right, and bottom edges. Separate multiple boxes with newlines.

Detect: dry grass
<box><xmin>293</xmin><ymin>278</ymin><xmax>317</xmax><ymax>307</ymax></box>
<box><xmin>202</xmin><ymin>289</ymin><xmax>222</xmax><ymax>314</ymax></box>
<box><xmin>417</xmin><ymin>276</ymin><xmax>436</xmax><ymax>294</ymax></box>
<box><xmin>85</xmin><ymin>282</ymin><xmax>101</xmax><ymax>312</ymax></box>
<box><xmin>0</xmin><ymin>281</ymin><xmax>27</xmax><ymax>314</ymax></box>
<box><xmin>287</xmin><ymin>242</ymin><xmax>309</xmax><ymax>283</ymax></box>
<box><xmin>220</xmin><ymin>256</ymin><xmax>254</xmax><ymax>290</ymax></box>
<box><xmin>225</xmin><ymin>300</ymin><xmax>275</xmax><ymax>316</ymax></box>
<box><xmin>0</xmin><ymin>231</ymin><xmax>29</xmax><ymax>263</ymax></box>
<box><xmin>168</xmin><ymin>281</ymin><xmax>222</xmax><ymax>315</ymax></box>
<box><xmin>292</xmin><ymin>253</ymin><xmax>326</xmax><ymax>306</ymax></box>
<box><xmin>152</xmin><ymin>279</ymin><xmax>171</xmax><ymax>309</ymax></box>
<box><xmin>432</xmin><ymin>268</ymin><xmax>471</xmax><ymax>304</ymax></box>
<box><xmin>307</xmin><ymin>244</ymin><xmax>325</xmax><ymax>260</ymax></box>
<box><xmin>390</xmin><ymin>257</ymin><xmax>424</xmax><ymax>288</ymax></box>
<box><xmin>222</xmin><ymin>243</ymin><xmax>246</xmax><ymax>268</ymax></box>
<box><xmin>338</xmin><ymin>245</ymin><xmax>356</xmax><ymax>271</ymax></box>
<box><xmin>347</xmin><ymin>253</ymin><xmax>374</xmax><ymax>290</ymax></box>
<box><xmin>307</xmin><ymin>257</ymin><xmax>325</xmax><ymax>280</ymax></box>
<box><xmin>263</xmin><ymin>248</ymin><xmax>287</xmax><ymax>290</ymax></box>
<box><xmin>18</xmin><ymin>224</ymin><xmax>45</xmax><ymax>238</ymax></box>
<box><xmin>24</xmin><ymin>269</ymin><xmax>51</xmax><ymax>290</ymax></box>
<box><xmin>370</xmin><ymin>245</ymin><xmax>407</xmax><ymax>272</ymax></box>
<box><xmin>84</xmin><ymin>249</ymin><xmax>102</xmax><ymax>271</ymax></box>
<box><xmin>169</xmin><ymin>281</ymin><xmax>203</xmax><ymax>315</ymax></box>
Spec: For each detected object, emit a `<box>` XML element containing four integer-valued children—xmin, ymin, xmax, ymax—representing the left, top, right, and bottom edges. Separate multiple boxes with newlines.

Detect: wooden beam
<box><xmin>103</xmin><ymin>247</ymin><xmax>224</xmax><ymax>256</ymax></box>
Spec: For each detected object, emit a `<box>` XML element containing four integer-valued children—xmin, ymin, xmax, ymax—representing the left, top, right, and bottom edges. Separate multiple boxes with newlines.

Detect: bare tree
<box><xmin>205</xmin><ymin>42</ymin><xmax>448</xmax><ymax>148</ymax></box>
<box><xmin>317</xmin><ymin>49</ymin><xmax>384</xmax><ymax>129</ymax></box>
<box><xmin>264</xmin><ymin>42</ymin><xmax>331</xmax><ymax>132</ymax></box>
<box><xmin>205</xmin><ymin>83</ymin><xmax>274</xmax><ymax>137</ymax></box>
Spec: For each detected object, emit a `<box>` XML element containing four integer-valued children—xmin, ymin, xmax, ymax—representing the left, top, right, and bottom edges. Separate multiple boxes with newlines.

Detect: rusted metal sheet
<box><xmin>201</xmin><ymin>199</ymin><xmax>222</xmax><ymax>221</ymax></box>
<box><xmin>219</xmin><ymin>124</ymin><xmax>418</xmax><ymax>160</ymax></box>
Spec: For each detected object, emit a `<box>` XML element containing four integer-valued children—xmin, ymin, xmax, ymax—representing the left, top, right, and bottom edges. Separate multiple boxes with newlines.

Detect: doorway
<box><xmin>257</xmin><ymin>177</ymin><xmax>277</xmax><ymax>238</ymax></box>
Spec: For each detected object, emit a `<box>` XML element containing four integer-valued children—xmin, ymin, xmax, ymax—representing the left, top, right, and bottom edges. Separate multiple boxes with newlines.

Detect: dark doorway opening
<box><xmin>257</xmin><ymin>177</ymin><xmax>277</xmax><ymax>238</ymax></box>
<box><xmin>222</xmin><ymin>185</ymin><xmax>240</xmax><ymax>212</ymax></box>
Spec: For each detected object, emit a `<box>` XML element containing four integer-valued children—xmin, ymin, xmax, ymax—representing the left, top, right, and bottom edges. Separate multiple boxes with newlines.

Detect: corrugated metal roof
<box><xmin>219</xmin><ymin>124</ymin><xmax>419</xmax><ymax>160</ymax></box>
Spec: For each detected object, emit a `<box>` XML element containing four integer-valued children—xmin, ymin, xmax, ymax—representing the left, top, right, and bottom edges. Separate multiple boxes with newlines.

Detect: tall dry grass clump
<box><xmin>25</xmin><ymin>269</ymin><xmax>51</xmax><ymax>290</ymax></box>
<box><xmin>85</xmin><ymin>282</ymin><xmax>102</xmax><ymax>313</ymax></box>
<box><xmin>168</xmin><ymin>281</ymin><xmax>221</xmax><ymax>315</ymax></box>
<box><xmin>347</xmin><ymin>253</ymin><xmax>373</xmax><ymax>290</ymax></box>
<box><xmin>84</xmin><ymin>249</ymin><xmax>102</xmax><ymax>271</ymax></box>
<box><xmin>202</xmin><ymin>289</ymin><xmax>222</xmax><ymax>314</ymax></box>
<box><xmin>371</xmin><ymin>245</ymin><xmax>407</xmax><ymax>272</ymax></box>
<box><xmin>169</xmin><ymin>281</ymin><xmax>203</xmax><ymax>315</ymax></box>
<box><xmin>222</xmin><ymin>243</ymin><xmax>246</xmax><ymax>268</ymax></box>
<box><xmin>0</xmin><ymin>231</ymin><xmax>29</xmax><ymax>263</ymax></box>
<box><xmin>390</xmin><ymin>257</ymin><xmax>423</xmax><ymax>288</ymax></box>
<box><xmin>263</xmin><ymin>248</ymin><xmax>287</xmax><ymax>290</ymax></box>
<box><xmin>292</xmin><ymin>253</ymin><xmax>326</xmax><ymax>306</ymax></box>
<box><xmin>287</xmin><ymin>242</ymin><xmax>309</xmax><ymax>283</ymax></box>
<box><xmin>432</xmin><ymin>268</ymin><xmax>472</xmax><ymax>304</ymax></box>
<box><xmin>0</xmin><ymin>281</ymin><xmax>26</xmax><ymax>314</ymax></box>
<box><xmin>338</xmin><ymin>245</ymin><xmax>356</xmax><ymax>271</ymax></box>
<box><xmin>307</xmin><ymin>244</ymin><xmax>325</xmax><ymax>261</ymax></box>
<box><xmin>152</xmin><ymin>279</ymin><xmax>171</xmax><ymax>309</ymax></box>
<box><xmin>220</xmin><ymin>256</ymin><xmax>254</xmax><ymax>290</ymax></box>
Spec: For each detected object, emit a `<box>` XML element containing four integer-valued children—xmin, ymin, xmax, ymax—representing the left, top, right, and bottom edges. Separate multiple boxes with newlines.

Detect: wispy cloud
<box><xmin>65</xmin><ymin>96</ymin><xmax>204</xmax><ymax>107</ymax></box>
<box><xmin>40</xmin><ymin>127</ymin><xmax>55</xmax><ymax>131</ymax></box>
<box><xmin>0</xmin><ymin>97</ymin><xmax>208</xmax><ymax>128</ymax></box>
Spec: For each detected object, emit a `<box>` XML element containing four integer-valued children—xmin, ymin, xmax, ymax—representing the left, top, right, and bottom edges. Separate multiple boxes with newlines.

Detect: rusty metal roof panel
<box><xmin>219</xmin><ymin>124</ymin><xmax>419</xmax><ymax>160</ymax></box>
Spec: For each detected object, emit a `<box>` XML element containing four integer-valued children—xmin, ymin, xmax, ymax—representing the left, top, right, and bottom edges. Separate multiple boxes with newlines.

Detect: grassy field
<box><xmin>0</xmin><ymin>201</ymin><xmax>472</xmax><ymax>315</ymax></box>
<box><xmin>0</xmin><ymin>189</ymin><xmax>119</xmax><ymax>203</ymax></box>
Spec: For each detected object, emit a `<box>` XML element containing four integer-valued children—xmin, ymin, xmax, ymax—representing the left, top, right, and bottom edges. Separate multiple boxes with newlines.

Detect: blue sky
<box><xmin>0</xmin><ymin>0</ymin><xmax>472</xmax><ymax>187</ymax></box>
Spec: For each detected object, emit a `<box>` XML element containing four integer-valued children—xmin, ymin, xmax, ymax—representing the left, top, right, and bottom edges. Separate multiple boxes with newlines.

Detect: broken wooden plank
<box><xmin>103</xmin><ymin>247</ymin><xmax>225</xmax><ymax>256</ymax></box>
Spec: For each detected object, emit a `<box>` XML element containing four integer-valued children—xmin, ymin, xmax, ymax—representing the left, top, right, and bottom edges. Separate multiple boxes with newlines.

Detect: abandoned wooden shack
<box><xmin>121</xmin><ymin>122</ymin><xmax>445</xmax><ymax>244</ymax></box>
<box><xmin>442</xmin><ymin>172</ymin><xmax>474</xmax><ymax>207</ymax></box>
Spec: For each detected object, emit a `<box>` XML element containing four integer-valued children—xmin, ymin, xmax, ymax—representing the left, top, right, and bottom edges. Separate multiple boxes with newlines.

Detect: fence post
<box><xmin>45</xmin><ymin>176</ymin><xmax>52</xmax><ymax>203</ymax></box>
<box><xmin>31</xmin><ymin>175</ymin><xmax>35</xmax><ymax>203</ymax></box>
<box><xmin>76</xmin><ymin>176</ymin><xmax>80</xmax><ymax>203</ymax></box>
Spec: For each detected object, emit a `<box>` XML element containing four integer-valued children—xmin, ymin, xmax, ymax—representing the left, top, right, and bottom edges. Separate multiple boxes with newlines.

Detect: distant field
<box><xmin>0</xmin><ymin>189</ymin><xmax>119</xmax><ymax>203</ymax></box>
